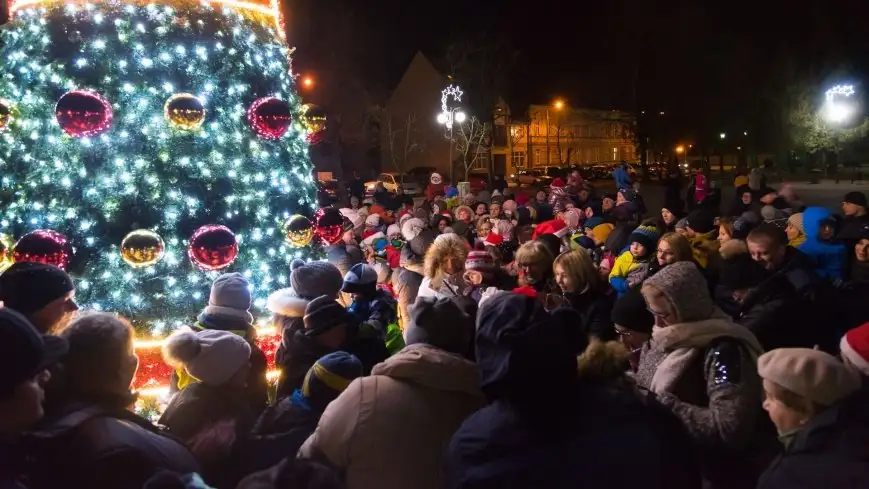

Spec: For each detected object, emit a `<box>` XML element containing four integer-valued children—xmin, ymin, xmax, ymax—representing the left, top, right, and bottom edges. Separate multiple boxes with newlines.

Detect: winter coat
<box><xmin>242</xmin><ymin>393</ymin><xmax>322</xmax><ymax>475</ymax></box>
<box><xmin>326</xmin><ymin>243</ymin><xmax>363</xmax><ymax>276</ymax></box>
<box><xmin>757</xmin><ymin>387</ymin><xmax>869</xmax><ymax>489</ymax></box>
<box><xmin>299</xmin><ymin>344</ymin><xmax>485</xmax><ymax>489</ymax></box>
<box><xmin>21</xmin><ymin>395</ymin><xmax>199</xmax><ymax>489</ymax></box>
<box><xmin>170</xmin><ymin>314</ymin><xmax>268</xmax><ymax>412</ymax></box>
<box><xmin>613</xmin><ymin>165</ymin><xmax>632</xmax><ymax>189</ymax></box>
<box><xmin>394</xmin><ymin>231</ymin><xmax>434</xmax><ymax>330</ymax></box>
<box><xmin>688</xmin><ymin>230</ymin><xmax>721</xmax><ymax>269</ymax></box>
<box><xmin>563</xmin><ymin>289</ymin><xmax>616</xmax><ymax>343</ymax></box>
<box><xmin>734</xmin><ymin>247</ymin><xmax>833</xmax><ymax>352</ymax></box>
<box><xmin>446</xmin><ymin>321</ymin><xmax>701</xmax><ymax>489</ymax></box>
<box><xmin>796</xmin><ymin>207</ymin><xmax>847</xmax><ymax>280</ymax></box>
<box><xmin>634</xmin><ymin>313</ymin><xmax>776</xmax><ymax>489</ymax></box>
<box><xmin>160</xmin><ymin>383</ymin><xmax>256</xmax><ymax>488</ymax></box>
<box><xmin>609</xmin><ymin>250</ymin><xmax>651</xmax><ymax>295</ymax></box>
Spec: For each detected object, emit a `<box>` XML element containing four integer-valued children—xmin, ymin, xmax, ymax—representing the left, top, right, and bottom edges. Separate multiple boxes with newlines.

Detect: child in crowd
<box><xmin>608</xmin><ymin>225</ymin><xmax>660</xmax><ymax>295</ymax></box>
<box><xmin>341</xmin><ymin>263</ymin><xmax>403</xmax><ymax>354</ymax></box>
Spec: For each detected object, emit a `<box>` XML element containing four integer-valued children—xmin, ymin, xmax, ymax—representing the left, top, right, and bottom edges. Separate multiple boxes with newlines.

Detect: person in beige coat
<box><xmin>298</xmin><ymin>296</ymin><xmax>484</xmax><ymax>489</ymax></box>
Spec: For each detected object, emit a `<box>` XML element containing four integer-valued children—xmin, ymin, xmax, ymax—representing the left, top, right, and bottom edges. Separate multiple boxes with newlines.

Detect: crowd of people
<box><xmin>2</xmin><ymin>165</ymin><xmax>869</xmax><ymax>489</ymax></box>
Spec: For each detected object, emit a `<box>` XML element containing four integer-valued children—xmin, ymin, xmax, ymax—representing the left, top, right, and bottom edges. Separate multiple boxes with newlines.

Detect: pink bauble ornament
<box><xmin>55</xmin><ymin>90</ymin><xmax>113</xmax><ymax>137</ymax></box>
<box><xmin>247</xmin><ymin>97</ymin><xmax>291</xmax><ymax>139</ymax></box>
<box><xmin>188</xmin><ymin>225</ymin><xmax>238</xmax><ymax>271</ymax></box>
<box><xmin>13</xmin><ymin>229</ymin><xmax>73</xmax><ymax>270</ymax></box>
<box><xmin>313</xmin><ymin>207</ymin><xmax>344</xmax><ymax>245</ymax></box>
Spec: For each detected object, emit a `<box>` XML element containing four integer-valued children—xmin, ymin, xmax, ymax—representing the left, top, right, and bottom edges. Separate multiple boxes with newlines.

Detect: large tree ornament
<box><xmin>301</xmin><ymin>103</ymin><xmax>327</xmax><ymax>143</ymax></box>
<box><xmin>188</xmin><ymin>224</ymin><xmax>239</xmax><ymax>271</ymax></box>
<box><xmin>120</xmin><ymin>229</ymin><xmax>166</xmax><ymax>269</ymax></box>
<box><xmin>0</xmin><ymin>233</ymin><xmax>14</xmax><ymax>272</ymax></box>
<box><xmin>282</xmin><ymin>215</ymin><xmax>313</xmax><ymax>248</ymax></box>
<box><xmin>164</xmin><ymin>93</ymin><xmax>206</xmax><ymax>130</ymax></box>
<box><xmin>12</xmin><ymin>229</ymin><xmax>73</xmax><ymax>270</ymax></box>
<box><xmin>0</xmin><ymin>99</ymin><xmax>13</xmax><ymax>132</ymax></box>
<box><xmin>247</xmin><ymin>97</ymin><xmax>291</xmax><ymax>139</ymax></box>
<box><xmin>313</xmin><ymin>207</ymin><xmax>344</xmax><ymax>245</ymax></box>
<box><xmin>55</xmin><ymin>90</ymin><xmax>113</xmax><ymax>137</ymax></box>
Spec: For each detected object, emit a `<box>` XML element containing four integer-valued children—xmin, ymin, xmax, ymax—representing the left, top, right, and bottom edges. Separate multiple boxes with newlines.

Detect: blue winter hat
<box><xmin>572</xmin><ymin>235</ymin><xmax>596</xmax><ymax>250</ymax></box>
<box><xmin>629</xmin><ymin>225</ymin><xmax>660</xmax><ymax>251</ymax></box>
<box><xmin>341</xmin><ymin>263</ymin><xmax>378</xmax><ymax>295</ymax></box>
<box><xmin>445</xmin><ymin>186</ymin><xmax>459</xmax><ymax>198</ymax></box>
<box><xmin>301</xmin><ymin>351</ymin><xmax>363</xmax><ymax>412</ymax></box>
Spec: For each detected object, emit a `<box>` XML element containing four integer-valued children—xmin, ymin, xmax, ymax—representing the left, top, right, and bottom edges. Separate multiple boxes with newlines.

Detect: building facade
<box><xmin>494</xmin><ymin>104</ymin><xmax>638</xmax><ymax>175</ymax></box>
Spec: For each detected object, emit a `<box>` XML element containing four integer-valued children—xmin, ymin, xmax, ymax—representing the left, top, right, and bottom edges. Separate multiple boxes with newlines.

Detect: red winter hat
<box><xmin>532</xmin><ymin>218</ymin><xmax>567</xmax><ymax>240</ymax></box>
<box><xmin>466</xmin><ymin>245</ymin><xmax>495</xmax><ymax>272</ymax></box>
<box><xmin>483</xmin><ymin>232</ymin><xmax>503</xmax><ymax>247</ymax></box>
<box><xmin>841</xmin><ymin>322</ymin><xmax>869</xmax><ymax>376</ymax></box>
<box><xmin>550</xmin><ymin>177</ymin><xmax>565</xmax><ymax>188</ymax></box>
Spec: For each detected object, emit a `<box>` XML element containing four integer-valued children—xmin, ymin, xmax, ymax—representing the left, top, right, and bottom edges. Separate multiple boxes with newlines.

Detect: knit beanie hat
<box><xmin>341</xmin><ymin>263</ymin><xmax>378</xmax><ymax>295</ymax></box>
<box><xmin>386</xmin><ymin>224</ymin><xmax>402</xmax><ymax>238</ymax></box>
<box><xmin>761</xmin><ymin>205</ymin><xmax>787</xmax><ymax>221</ymax></box>
<box><xmin>758</xmin><ymin>348</ymin><xmax>861</xmax><ymax>407</ymax></box>
<box><xmin>610</xmin><ymin>287</ymin><xmax>654</xmax><ymax>334</ymax></box>
<box><xmin>643</xmin><ymin>261</ymin><xmax>713</xmax><ymax>323</ymax></box>
<box><xmin>405</xmin><ymin>297</ymin><xmax>473</xmax><ymax>355</ymax></box>
<box><xmin>629</xmin><ymin>225</ymin><xmax>660</xmax><ymax>251</ymax></box>
<box><xmin>303</xmin><ymin>296</ymin><xmax>349</xmax><ymax>336</ymax></box>
<box><xmin>787</xmin><ymin>213</ymin><xmax>804</xmax><ymax>235</ymax></box>
<box><xmin>840</xmin><ymin>322</ymin><xmax>869</xmax><ymax>376</ymax></box>
<box><xmin>570</xmin><ymin>234</ymin><xmax>596</xmax><ymax>251</ymax></box>
<box><xmin>200</xmin><ymin>272</ymin><xmax>253</xmax><ymax>324</ymax></box>
<box><xmin>466</xmin><ymin>246</ymin><xmax>495</xmax><ymax>272</ymax></box>
<box><xmin>163</xmin><ymin>329</ymin><xmax>252</xmax><ymax>386</ymax></box>
<box><xmin>675</xmin><ymin>218</ymin><xmax>689</xmax><ymax>231</ymax></box>
<box><xmin>844</xmin><ymin>191</ymin><xmax>868</xmax><ymax>208</ymax></box>
<box><xmin>301</xmin><ymin>351</ymin><xmax>363</xmax><ymax>412</ymax></box>
<box><xmin>686</xmin><ymin>208</ymin><xmax>715</xmax><ymax>234</ymax></box>
<box><xmin>584</xmin><ymin>216</ymin><xmax>604</xmax><ymax>230</ymax></box>
<box><xmin>402</xmin><ymin>217</ymin><xmax>426</xmax><ymax>242</ymax></box>
<box><xmin>290</xmin><ymin>259</ymin><xmax>343</xmax><ymax>300</ymax></box>
<box><xmin>0</xmin><ymin>262</ymin><xmax>75</xmax><ymax>316</ymax></box>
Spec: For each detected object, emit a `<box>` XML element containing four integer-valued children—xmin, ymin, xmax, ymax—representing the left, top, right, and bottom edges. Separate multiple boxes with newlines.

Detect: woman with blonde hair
<box><xmin>513</xmin><ymin>241</ymin><xmax>556</xmax><ymax>297</ymax></box>
<box><xmin>417</xmin><ymin>233</ymin><xmax>469</xmax><ymax>299</ymax></box>
<box><xmin>552</xmin><ymin>250</ymin><xmax>616</xmax><ymax>342</ymax></box>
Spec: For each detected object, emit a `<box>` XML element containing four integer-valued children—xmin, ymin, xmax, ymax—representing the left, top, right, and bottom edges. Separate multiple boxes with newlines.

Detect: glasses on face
<box><xmin>615</xmin><ymin>328</ymin><xmax>633</xmax><ymax>338</ymax></box>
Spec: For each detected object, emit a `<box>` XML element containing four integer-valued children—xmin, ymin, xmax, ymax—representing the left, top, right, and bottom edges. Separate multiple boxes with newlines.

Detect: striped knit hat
<box><xmin>629</xmin><ymin>224</ymin><xmax>660</xmax><ymax>251</ymax></box>
<box><xmin>466</xmin><ymin>246</ymin><xmax>495</xmax><ymax>272</ymax></box>
<box><xmin>301</xmin><ymin>351</ymin><xmax>363</xmax><ymax>412</ymax></box>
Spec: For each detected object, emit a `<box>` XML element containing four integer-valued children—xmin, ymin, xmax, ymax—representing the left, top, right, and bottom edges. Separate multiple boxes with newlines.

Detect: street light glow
<box><xmin>302</xmin><ymin>76</ymin><xmax>313</xmax><ymax>88</ymax></box>
<box><xmin>455</xmin><ymin>111</ymin><xmax>467</xmax><ymax>123</ymax></box>
<box><xmin>675</xmin><ymin>145</ymin><xmax>684</xmax><ymax>154</ymax></box>
<box><xmin>436</xmin><ymin>113</ymin><xmax>448</xmax><ymax>124</ymax></box>
<box><xmin>720</xmin><ymin>133</ymin><xmax>726</xmax><ymax>139</ymax></box>
<box><xmin>824</xmin><ymin>84</ymin><xmax>857</xmax><ymax>124</ymax></box>
<box><xmin>553</xmin><ymin>99</ymin><xmax>565</xmax><ymax>110</ymax></box>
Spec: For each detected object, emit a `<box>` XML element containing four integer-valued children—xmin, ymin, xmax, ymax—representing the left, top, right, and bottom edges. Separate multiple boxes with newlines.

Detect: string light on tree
<box><xmin>0</xmin><ymin>0</ymin><xmax>322</xmax><ymax>395</ymax></box>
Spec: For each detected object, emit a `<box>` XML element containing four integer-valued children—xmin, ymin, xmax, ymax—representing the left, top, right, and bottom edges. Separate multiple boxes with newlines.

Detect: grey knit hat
<box><xmin>643</xmin><ymin>261</ymin><xmax>713</xmax><ymax>323</ymax></box>
<box><xmin>406</xmin><ymin>297</ymin><xmax>473</xmax><ymax>355</ymax></box>
<box><xmin>289</xmin><ymin>259</ymin><xmax>343</xmax><ymax>300</ymax></box>
<box><xmin>200</xmin><ymin>272</ymin><xmax>253</xmax><ymax>324</ymax></box>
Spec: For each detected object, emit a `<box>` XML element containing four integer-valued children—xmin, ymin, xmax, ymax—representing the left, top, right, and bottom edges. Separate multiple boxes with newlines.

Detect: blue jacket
<box><xmin>796</xmin><ymin>207</ymin><xmax>846</xmax><ymax>280</ymax></box>
<box><xmin>612</xmin><ymin>165</ymin><xmax>632</xmax><ymax>189</ymax></box>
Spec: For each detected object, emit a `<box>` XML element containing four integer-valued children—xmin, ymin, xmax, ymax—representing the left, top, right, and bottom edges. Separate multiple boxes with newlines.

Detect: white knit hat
<box><xmin>386</xmin><ymin>224</ymin><xmax>402</xmax><ymax>238</ymax></box>
<box><xmin>163</xmin><ymin>329</ymin><xmax>252</xmax><ymax>386</ymax></box>
<box><xmin>402</xmin><ymin>217</ymin><xmax>426</xmax><ymax>241</ymax></box>
<box><xmin>365</xmin><ymin>214</ymin><xmax>381</xmax><ymax>228</ymax></box>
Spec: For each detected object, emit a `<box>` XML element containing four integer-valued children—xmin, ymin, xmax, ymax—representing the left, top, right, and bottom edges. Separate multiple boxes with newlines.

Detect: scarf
<box><xmin>648</xmin><ymin>310</ymin><xmax>764</xmax><ymax>394</ymax></box>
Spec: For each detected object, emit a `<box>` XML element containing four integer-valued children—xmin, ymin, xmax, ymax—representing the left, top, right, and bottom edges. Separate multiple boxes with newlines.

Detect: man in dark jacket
<box><xmin>394</xmin><ymin>220</ymin><xmax>435</xmax><ymax>328</ymax></box>
<box><xmin>25</xmin><ymin>312</ymin><xmax>199</xmax><ymax>489</ymax></box>
<box><xmin>744</xmin><ymin>224</ymin><xmax>835</xmax><ymax>351</ymax></box>
<box><xmin>0</xmin><ymin>309</ymin><xmax>68</xmax><ymax>489</ymax></box>
<box><xmin>446</xmin><ymin>293</ymin><xmax>701</xmax><ymax>489</ymax></box>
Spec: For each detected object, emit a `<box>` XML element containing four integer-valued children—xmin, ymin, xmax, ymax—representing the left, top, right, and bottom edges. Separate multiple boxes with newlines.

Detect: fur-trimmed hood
<box><xmin>266</xmin><ymin>288</ymin><xmax>309</xmax><ymax>318</ymax></box>
<box><xmin>719</xmin><ymin>238</ymin><xmax>748</xmax><ymax>259</ymax></box>
<box><xmin>577</xmin><ymin>339</ymin><xmax>632</xmax><ymax>385</ymax></box>
<box><xmin>423</xmin><ymin>233</ymin><xmax>469</xmax><ymax>289</ymax></box>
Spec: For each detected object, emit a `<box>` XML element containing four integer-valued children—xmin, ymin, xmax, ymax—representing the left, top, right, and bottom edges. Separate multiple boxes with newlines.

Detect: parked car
<box><xmin>508</xmin><ymin>169</ymin><xmax>544</xmax><ymax>186</ymax></box>
<box><xmin>364</xmin><ymin>172</ymin><xmax>423</xmax><ymax>196</ymax></box>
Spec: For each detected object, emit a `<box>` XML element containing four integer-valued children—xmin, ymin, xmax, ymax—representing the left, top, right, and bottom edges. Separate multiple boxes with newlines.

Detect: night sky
<box><xmin>288</xmin><ymin>0</ymin><xmax>869</xmax><ymax>143</ymax></box>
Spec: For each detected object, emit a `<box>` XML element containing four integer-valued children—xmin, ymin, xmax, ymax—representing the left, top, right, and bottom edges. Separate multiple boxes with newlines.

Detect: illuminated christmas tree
<box><xmin>0</xmin><ymin>1</ymin><xmax>321</xmax><ymax>347</ymax></box>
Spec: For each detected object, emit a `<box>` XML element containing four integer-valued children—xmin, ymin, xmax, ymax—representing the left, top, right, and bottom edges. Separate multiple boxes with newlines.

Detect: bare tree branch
<box><xmin>454</xmin><ymin>116</ymin><xmax>492</xmax><ymax>180</ymax></box>
<box><xmin>382</xmin><ymin>110</ymin><xmax>425</xmax><ymax>174</ymax></box>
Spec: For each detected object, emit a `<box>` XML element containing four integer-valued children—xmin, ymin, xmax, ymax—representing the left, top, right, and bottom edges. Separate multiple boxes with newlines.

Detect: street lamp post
<box><xmin>545</xmin><ymin>99</ymin><xmax>565</xmax><ymax>167</ymax></box>
<box><xmin>437</xmin><ymin>85</ymin><xmax>466</xmax><ymax>183</ymax></box>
